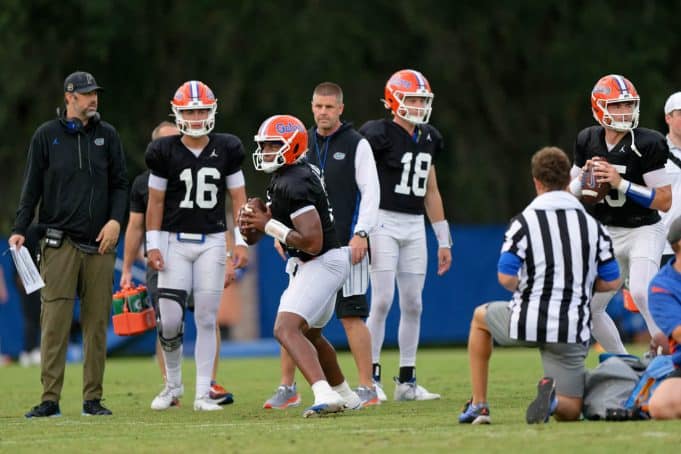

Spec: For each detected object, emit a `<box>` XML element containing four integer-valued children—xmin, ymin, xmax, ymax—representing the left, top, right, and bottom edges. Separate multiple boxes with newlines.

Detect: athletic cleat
<box><xmin>458</xmin><ymin>399</ymin><xmax>491</xmax><ymax>424</ymax></box>
<box><xmin>526</xmin><ymin>377</ymin><xmax>556</xmax><ymax>424</ymax></box>
<box><xmin>393</xmin><ymin>377</ymin><xmax>441</xmax><ymax>401</ymax></box>
<box><xmin>209</xmin><ymin>382</ymin><xmax>234</xmax><ymax>405</ymax></box>
<box><xmin>263</xmin><ymin>383</ymin><xmax>302</xmax><ymax>409</ymax></box>
<box><xmin>373</xmin><ymin>380</ymin><xmax>388</xmax><ymax>402</ymax></box>
<box><xmin>356</xmin><ymin>385</ymin><xmax>381</xmax><ymax>407</ymax></box>
<box><xmin>302</xmin><ymin>393</ymin><xmax>345</xmax><ymax>418</ymax></box>
<box><xmin>25</xmin><ymin>400</ymin><xmax>61</xmax><ymax>418</ymax></box>
<box><xmin>82</xmin><ymin>399</ymin><xmax>112</xmax><ymax>416</ymax></box>
<box><xmin>194</xmin><ymin>394</ymin><xmax>224</xmax><ymax>411</ymax></box>
<box><xmin>151</xmin><ymin>384</ymin><xmax>184</xmax><ymax>410</ymax></box>
<box><xmin>340</xmin><ymin>388</ymin><xmax>362</xmax><ymax>410</ymax></box>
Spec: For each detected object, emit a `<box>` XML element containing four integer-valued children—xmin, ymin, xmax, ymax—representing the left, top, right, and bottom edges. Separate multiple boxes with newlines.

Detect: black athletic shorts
<box><xmin>335</xmin><ymin>291</ymin><xmax>369</xmax><ymax>319</ymax></box>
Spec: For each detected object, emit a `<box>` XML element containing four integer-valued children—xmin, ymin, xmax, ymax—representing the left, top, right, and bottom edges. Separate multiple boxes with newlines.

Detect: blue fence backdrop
<box><xmin>0</xmin><ymin>226</ymin><xmax>513</xmax><ymax>357</ymax></box>
<box><xmin>258</xmin><ymin>225</ymin><xmax>511</xmax><ymax>347</ymax></box>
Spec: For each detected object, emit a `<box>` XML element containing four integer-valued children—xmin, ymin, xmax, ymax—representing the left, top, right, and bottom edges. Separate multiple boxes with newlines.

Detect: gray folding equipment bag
<box><xmin>582</xmin><ymin>356</ymin><xmax>643</xmax><ymax>420</ymax></box>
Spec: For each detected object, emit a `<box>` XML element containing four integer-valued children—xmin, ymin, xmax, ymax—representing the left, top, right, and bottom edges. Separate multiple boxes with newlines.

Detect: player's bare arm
<box><xmin>424</xmin><ymin>165</ymin><xmax>452</xmax><ymax>276</ymax></box>
<box><xmin>120</xmin><ymin>212</ymin><xmax>144</xmax><ymax>288</ymax></box>
<box><xmin>146</xmin><ymin>187</ymin><xmax>166</xmax><ymax>271</ymax></box>
<box><xmin>222</xmin><ymin>227</ymin><xmax>237</xmax><ymax>288</ymax></box>
<box><xmin>241</xmin><ymin>205</ymin><xmax>324</xmax><ymax>256</ymax></box>
<box><xmin>650</xmin><ymin>185</ymin><xmax>672</xmax><ymax>212</ymax></box>
<box><xmin>228</xmin><ymin>184</ymin><xmax>249</xmax><ymax>269</ymax></box>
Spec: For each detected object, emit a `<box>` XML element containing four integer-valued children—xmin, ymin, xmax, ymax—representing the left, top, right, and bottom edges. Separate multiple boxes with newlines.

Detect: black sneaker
<box><xmin>526</xmin><ymin>377</ymin><xmax>556</xmax><ymax>424</ymax></box>
<box><xmin>82</xmin><ymin>399</ymin><xmax>112</xmax><ymax>416</ymax></box>
<box><xmin>25</xmin><ymin>400</ymin><xmax>61</xmax><ymax>418</ymax></box>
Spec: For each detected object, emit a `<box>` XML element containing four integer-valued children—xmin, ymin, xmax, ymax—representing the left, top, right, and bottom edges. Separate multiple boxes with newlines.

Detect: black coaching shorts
<box><xmin>335</xmin><ymin>291</ymin><xmax>369</xmax><ymax>319</ymax></box>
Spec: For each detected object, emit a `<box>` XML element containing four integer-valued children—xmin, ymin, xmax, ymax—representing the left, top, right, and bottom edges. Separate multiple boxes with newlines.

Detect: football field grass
<box><xmin>1</xmin><ymin>346</ymin><xmax>679</xmax><ymax>453</ymax></box>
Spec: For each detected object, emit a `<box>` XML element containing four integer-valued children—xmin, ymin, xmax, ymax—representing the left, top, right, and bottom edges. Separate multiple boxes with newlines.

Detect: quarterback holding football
<box><xmin>570</xmin><ymin>74</ymin><xmax>672</xmax><ymax>355</ymax></box>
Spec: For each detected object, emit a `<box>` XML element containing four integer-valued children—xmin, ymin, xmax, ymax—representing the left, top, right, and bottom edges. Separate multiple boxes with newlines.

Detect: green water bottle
<box><xmin>127</xmin><ymin>291</ymin><xmax>143</xmax><ymax>312</ymax></box>
<box><xmin>137</xmin><ymin>286</ymin><xmax>150</xmax><ymax>309</ymax></box>
<box><xmin>112</xmin><ymin>292</ymin><xmax>125</xmax><ymax>315</ymax></box>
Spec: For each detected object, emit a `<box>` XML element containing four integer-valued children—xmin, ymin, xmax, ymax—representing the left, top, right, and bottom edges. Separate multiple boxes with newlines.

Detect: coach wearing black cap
<box><xmin>9</xmin><ymin>71</ymin><xmax>128</xmax><ymax>417</ymax></box>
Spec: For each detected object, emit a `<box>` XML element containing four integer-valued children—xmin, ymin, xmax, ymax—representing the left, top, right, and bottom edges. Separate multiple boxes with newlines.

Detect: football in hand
<box><xmin>581</xmin><ymin>157</ymin><xmax>611</xmax><ymax>205</ymax></box>
<box><xmin>238</xmin><ymin>197</ymin><xmax>267</xmax><ymax>245</ymax></box>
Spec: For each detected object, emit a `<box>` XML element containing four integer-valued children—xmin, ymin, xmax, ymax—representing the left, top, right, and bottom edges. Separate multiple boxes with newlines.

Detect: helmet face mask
<box><xmin>591</xmin><ymin>74</ymin><xmax>640</xmax><ymax>132</ymax></box>
<box><xmin>383</xmin><ymin>69</ymin><xmax>434</xmax><ymax>125</ymax></box>
<box><xmin>171</xmin><ymin>81</ymin><xmax>217</xmax><ymax>137</ymax></box>
<box><xmin>253</xmin><ymin>139</ymin><xmax>288</xmax><ymax>174</ymax></box>
<box><xmin>253</xmin><ymin>115</ymin><xmax>308</xmax><ymax>173</ymax></box>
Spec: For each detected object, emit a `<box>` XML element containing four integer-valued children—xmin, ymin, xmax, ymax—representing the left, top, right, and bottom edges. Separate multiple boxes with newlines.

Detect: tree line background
<box><xmin>1</xmin><ymin>0</ymin><xmax>679</xmax><ymax>233</ymax></box>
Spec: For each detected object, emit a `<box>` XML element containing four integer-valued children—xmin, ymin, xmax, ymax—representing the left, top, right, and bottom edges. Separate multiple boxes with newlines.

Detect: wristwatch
<box><xmin>354</xmin><ymin>230</ymin><xmax>368</xmax><ymax>238</ymax></box>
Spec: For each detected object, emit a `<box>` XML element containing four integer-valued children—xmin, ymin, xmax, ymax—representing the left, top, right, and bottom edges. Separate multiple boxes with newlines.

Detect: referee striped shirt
<box><xmin>502</xmin><ymin>191</ymin><xmax>616</xmax><ymax>344</ymax></box>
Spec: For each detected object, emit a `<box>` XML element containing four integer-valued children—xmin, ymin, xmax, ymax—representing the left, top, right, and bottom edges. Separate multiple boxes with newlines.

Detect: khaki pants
<box><xmin>39</xmin><ymin>239</ymin><xmax>114</xmax><ymax>402</ymax></box>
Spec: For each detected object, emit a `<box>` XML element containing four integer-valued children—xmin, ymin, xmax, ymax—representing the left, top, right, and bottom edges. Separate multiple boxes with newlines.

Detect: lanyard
<box><xmin>314</xmin><ymin>134</ymin><xmax>330</xmax><ymax>179</ymax></box>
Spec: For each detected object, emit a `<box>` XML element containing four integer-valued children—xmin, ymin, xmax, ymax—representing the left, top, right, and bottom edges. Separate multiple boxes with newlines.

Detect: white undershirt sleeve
<box><xmin>226</xmin><ymin>170</ymin><xmax>246</xmax><ymax>189</ymax></box>
<box><xmin>353</xmin><ymin>138</ymin><xmax>380</xmax><ymax>235</ymax></box>
<box><xmin>148</xmin><ymin>173</ymin><xmax>168</xmax><ymax>191</ymax></box>
<box><xmin>643</xmin><ymin>167</ymin><xmax>673</xmax><ymax>188</ymax></box>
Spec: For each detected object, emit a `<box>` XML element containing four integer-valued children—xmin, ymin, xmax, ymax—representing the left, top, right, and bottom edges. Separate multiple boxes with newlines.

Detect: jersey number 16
<box><xmin>179</xmin><ymin>167</ymin><xmax>220</xmax><ymax>209</ymax></box>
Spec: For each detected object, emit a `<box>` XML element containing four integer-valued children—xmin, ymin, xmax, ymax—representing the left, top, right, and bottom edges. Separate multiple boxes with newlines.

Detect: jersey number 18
<box><xmin>394</xmin><ymin>152</ymin><xmax>431</xmax><ymax>197</ymax></box>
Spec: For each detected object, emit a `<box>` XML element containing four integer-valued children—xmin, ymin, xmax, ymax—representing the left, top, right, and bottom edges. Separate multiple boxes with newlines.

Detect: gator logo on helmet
<box><xmin>275</xmin><ymin>121</ymin><xmax>305</xmax><ymax>134</ymax></box>
<box><xmin>592</xmin><ymin>85</ymin><xmax>611</xmax><ymax>96</ymax></box>
<box><xmin>390</xmin><ymin>76</ymin><xmax>412</xmax><ymax>89</ymax></box>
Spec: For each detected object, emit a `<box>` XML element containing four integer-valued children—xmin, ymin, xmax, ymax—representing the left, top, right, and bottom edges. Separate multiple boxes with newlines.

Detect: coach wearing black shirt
<box><xmin>10</xmin><ymin>71</ymin><xmax>128</xmax><ymax>418</ymax></box>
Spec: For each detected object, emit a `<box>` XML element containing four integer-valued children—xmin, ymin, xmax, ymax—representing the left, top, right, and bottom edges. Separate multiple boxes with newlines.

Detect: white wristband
<box><xmin>264</xmin><ymin>219</ymin><xmax>292</xmax><ymax>244</ymax></box>
<box><xmin>146</xmin><ymin>230</ymin><xmax>161</xmax><ymax>251</ymax></box>
<box><xmin>432</xmin><ymin>220</ymin><xmax>452</xmax><ymax>248</ymax></box>
<box><xmin>617</xmin><ymin>178</ymin><xmax>631</xmax><ymax>193</ymax></box>
<box><xmin>233</xmin><ymin>226</ymin><xmax>248</xmax><ymax>248</ymax></box>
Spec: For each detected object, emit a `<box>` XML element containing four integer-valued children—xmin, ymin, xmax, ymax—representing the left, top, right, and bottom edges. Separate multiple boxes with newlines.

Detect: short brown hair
<box><xmin>531</xmin><ymin>146</ymin><xmax>571</xmax><ymax>191</ymax></box>
<box><xmin>151</xmin><ymin>121</ymin><xmax>177</xmax><ymax>140</ymax></box>
<box><xmin>312</xmin><ymin>82</ymin><xmax>343</xmax><ymax>103</ymax></box>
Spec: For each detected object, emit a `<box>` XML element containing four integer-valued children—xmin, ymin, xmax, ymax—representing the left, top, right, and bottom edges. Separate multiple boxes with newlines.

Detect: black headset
<box><xmin>57</xmin><ymin>107</ymin><xmax>100</xmax><ymax>134</ymax></box>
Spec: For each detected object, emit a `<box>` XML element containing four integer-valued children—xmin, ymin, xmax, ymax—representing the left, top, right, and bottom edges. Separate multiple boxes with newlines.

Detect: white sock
<box><xmin>196</xmin><ymin>376</ymin><xmax>211</xmax><ymax>400</ymax></box>
<box><xmin>192</xmin><ymin>291</ymin><xmax>221</xmax><ymax>399</ymax></box>
<box><xmin>164</xmin><ymin>347</ymin><xmax>183</xmax><ymax>387</ymax></box>
<box><xmin>591</xmin><ymin>290</ymin><xmax>627</xmax><ymax>354</ymax></box>
<box><xmin>396</xmin><ymin>272</ymin><xmax>425</xmax><ymax>366</ymax></box>
<box><xmin>311</xmin><ymin>380</ymin><xmax>335</xmax><ymax>404</ymax></box>
<box><xmin>332</xmin><ymin>380</ymin><xmax>353</xmax><ymax>398</ymax></box>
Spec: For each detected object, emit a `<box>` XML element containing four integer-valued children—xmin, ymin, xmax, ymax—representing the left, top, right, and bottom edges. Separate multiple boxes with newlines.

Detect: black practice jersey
<box><xmin>574</xmin><ymin>126</ymin><xmax>669</xmax><ymax>227</ymax></box>
<box><xmin>130</xmin><ymin>170</ymin><xmax>150</xmax><ymax>214</ymax></box>
<box><xmin>145</xmin><ymin>133</ymin><xmax>244</xmax><ymax>233</ymax></box>
<box><xmin>267</xmin><ymin>161</ymin><xmax>339</xmax><ymax>262</ymax></box>
<box><xmin>360</xmin><ymin>119</ymin><xmax>443</xmax><ymax>215</ymax></box>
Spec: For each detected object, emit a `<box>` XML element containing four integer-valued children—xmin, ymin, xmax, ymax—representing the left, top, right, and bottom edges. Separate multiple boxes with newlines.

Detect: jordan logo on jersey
<box><xmin>209</xmin><ymin>149</ymin><xmax>218</xmax><ymax>158</ymax></box>
<box><xmin>426</xmin><ymin>133</ymin><xmax>432</xmax><ymax>142</ymax></box>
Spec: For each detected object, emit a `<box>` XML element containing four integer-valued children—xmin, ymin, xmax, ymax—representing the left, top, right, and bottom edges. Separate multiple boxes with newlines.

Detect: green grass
<box><xmin>1</xmin><ymin>347</ymin><xmax>680</xmax><ymax>453</ymax></box>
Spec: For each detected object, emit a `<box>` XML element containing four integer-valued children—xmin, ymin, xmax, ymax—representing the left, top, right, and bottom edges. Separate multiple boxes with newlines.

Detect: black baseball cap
<box><xmin>64</xmin><ymin>71</ymin><xmax>103</xmax><ymax>93</ymax></box>
<box><xmin>667</xmin><ymin>216</ymin><xmax>681</xmax><ymax>245</ymax></box>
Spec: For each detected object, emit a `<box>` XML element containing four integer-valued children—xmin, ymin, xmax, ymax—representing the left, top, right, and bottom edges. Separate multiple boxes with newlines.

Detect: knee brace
<box><xmin>156</xmin><ymin>288</ymin><xmax>188</xmax><ymax>352</ymax></box>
